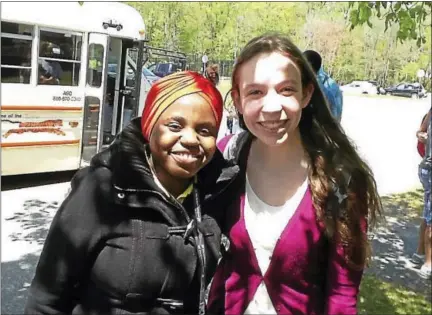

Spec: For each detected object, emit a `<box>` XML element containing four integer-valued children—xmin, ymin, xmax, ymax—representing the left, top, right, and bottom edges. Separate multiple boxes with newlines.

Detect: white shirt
<box><xmin>244</xmin><ymin>175</ymin><xmax>308</xmax><ymax>314</ymax></box>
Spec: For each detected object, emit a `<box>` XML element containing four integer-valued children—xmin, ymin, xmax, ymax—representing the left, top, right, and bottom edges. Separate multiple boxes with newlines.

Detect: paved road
<box><xmin>1</xmin><ymin>95</ymin><xmax>431</xmax><ymax>313</ymax></box>
<box><xmin>1</xmin><ymin>182</ymin><xmax>71</xmax><ymax>313</ymax></box>
<box><xmin>341</xmin><ymin>95</ymin><xmax>430</xmax><ymax>195</ymax></box>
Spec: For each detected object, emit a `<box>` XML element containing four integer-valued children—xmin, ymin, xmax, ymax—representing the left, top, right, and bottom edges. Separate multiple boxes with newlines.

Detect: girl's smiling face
<box><xmin>234</xmin><ymin>52</ymin><xmax>314</xmax><ymax>146</ymax></box>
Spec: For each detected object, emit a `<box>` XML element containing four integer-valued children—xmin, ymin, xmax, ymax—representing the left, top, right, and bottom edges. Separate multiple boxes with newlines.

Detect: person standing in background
<box><xmin>206</xmin><ymin>64</ymin><xmax>220</xmax><ymax>86</ymax></box>
<box><xmin>412</xmin><ymin>108</ymin><xmax>432</xmax><ymax>279</ymax></box>
<box><xmin>304</xmin><ymin>50</ymin><xmax>343</xmax><ymax>122</ymax></box>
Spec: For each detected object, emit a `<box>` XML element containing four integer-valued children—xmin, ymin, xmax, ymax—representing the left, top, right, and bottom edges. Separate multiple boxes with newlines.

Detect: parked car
<box><xmin>142</xmin><ymin>67</ymin><xmax>160</xmax><ymax>85</ymax></box>
<box><xmin>383</xmin><ymin>83</ymin><xmax>427</xmax><ymax>98</ymax></box>
<box><xmin>148</xmin><ymin>62</ymin><xmax>183</xmax><ymax>78</ymax></box>
<box><xmin>367</xmin><ymin>80</ymin><xmax>387</xmax><ymax>95</ymax></box>
<box><xmin>340</xmin><ymin>80</ymin><xmax>378</xmax><ymax>95</ymax></box>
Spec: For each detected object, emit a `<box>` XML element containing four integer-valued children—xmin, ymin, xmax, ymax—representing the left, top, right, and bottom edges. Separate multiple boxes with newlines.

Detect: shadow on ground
<box><xmin>366</xmin><ymin>188</ymin><xmax>431</xmax><ymax>301</ymax></box>
<box><xmin>5</xmin><ymin>199</ymin><xmax>59</xmax><ymax>245</ymax></box>
<box><xmin>359</xmin><ymin>275</ymin><xmax>432</xmax><ymax>315</ymax></box>
<box><xmin>1</xmin><ymin>253</ymin><xmax>39</xmax><ymax>314</ymax></box>
<box><xmin>2</xmin><ymin>199</ymin><xmax>60</xmax><ymax>313</ymax></box>
<box><xmin>381</xmin><ymin>189</ymin><xmax>424</xmax><ymax>219</ymax></box>
<box><xmin>2</xmin><ymin>190</ymin><xmax>431</xmax><ymax>313</ymax></box>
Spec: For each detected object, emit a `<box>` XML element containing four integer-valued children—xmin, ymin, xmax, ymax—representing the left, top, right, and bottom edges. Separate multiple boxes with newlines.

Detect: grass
<box><xmin>359</xmin><ymin>275</ymin><xmax>432</xmax><ymax>315</ymax></box>
<box><xmin>217</xmin><ymin>79</ymin><xmax>234</xmax><ymax>111</ymax></box>
<box><xmin>217</xmin><ymin>79</ymin><xmax>231</xmax><ymax>99</ymax></box>
<box><xmin>359</xmin><ymin>189</ymin><xmax>431</xmax><ymax>314</ymax></box>
<box><xmin>381</xmin><ymin>188</ymin><xmax>425</xmax><ymax>219</ymax></box>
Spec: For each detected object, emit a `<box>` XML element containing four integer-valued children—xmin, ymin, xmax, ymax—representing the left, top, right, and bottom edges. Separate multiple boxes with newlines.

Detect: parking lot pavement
<box><xmin>1</xmin><ymin>182</ymin><xmax>70</xmax><ymax>314</ymax></box>
<box><xmin>341</xmin><ymin>95</ymin><xmax>430</xmax><ymax>195</ymax></box>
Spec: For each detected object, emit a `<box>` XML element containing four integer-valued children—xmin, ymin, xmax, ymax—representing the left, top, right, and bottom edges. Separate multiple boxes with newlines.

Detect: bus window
<box><xmin>1</xmin><ymin>22</ymin><xmax>33</xmax><ymax>84</ymax></box>
<box><xmin>87</xmin><ymin>44</ymin><xmax>104</xmax><ymax>88</ymax></box>
<box><xmin>38</xmin><ymin>29</ymin><xmax>82</xmax><ymax>86</ymax></box>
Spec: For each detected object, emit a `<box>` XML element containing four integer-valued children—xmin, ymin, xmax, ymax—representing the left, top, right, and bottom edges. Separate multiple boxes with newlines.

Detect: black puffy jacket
<box><xmin>24</xmin><ymin>118</ymin><xmax>239</xmax><ymax>314</ymax></box>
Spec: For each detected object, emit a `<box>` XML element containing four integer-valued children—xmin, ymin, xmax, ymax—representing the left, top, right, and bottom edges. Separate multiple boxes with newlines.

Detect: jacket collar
<box><xmin>222</xmin><ymin>131</ymin><xmax>253</xmax><ymax>173</ymax></box>
<box><xmin>91</xmin><ymin>118</ymin><xmax>157</xmax><ymax>192</ymax></box>
<box><xmin>90</xmin><ymin>118</ymin><xmax>240</xmax><ymax>216</ymax></box>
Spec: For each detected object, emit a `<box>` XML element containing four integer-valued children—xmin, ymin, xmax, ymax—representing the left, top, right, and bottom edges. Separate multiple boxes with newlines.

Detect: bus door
<box><xmin>80</xmin><ymin>37</ymin><xmax>143</xmax><ymax>167</ymax></box>
<box><xmin>80</xmin><ymin>33</ymin><xmax>109</xmax><ymax>167</ymax></box>
<box><xmin>117</xmin><ymin>42</ymin><xmax>140</xmax><ymax>131</ymax></box>
<box><xmin>101</xmin><ymin>39</ymin><xmax>140</xmax><ymax>149</ymax></box>
<box><xmin>101</xmin><ymin>37</ymin><xmax>122</xmax><ymax>148</ymax></box>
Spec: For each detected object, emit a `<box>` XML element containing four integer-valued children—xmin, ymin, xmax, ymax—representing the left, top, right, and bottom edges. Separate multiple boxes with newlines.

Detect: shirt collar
<box><xmin>145</xmin><ymin>149</ymin><xmax>194</xmax><ymax>203</ymax></box>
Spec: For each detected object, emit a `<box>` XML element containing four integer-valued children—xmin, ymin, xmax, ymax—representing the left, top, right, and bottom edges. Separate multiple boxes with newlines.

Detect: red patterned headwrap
<box><xmin>141</xmin><ymin>71</ymin><xmax>223</xmax><ymax>141</ymax></box>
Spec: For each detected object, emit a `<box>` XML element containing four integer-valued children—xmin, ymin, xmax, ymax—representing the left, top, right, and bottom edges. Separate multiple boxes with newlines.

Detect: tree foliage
<box><xmin>348</xmin><ymin>1</ymin><xmax>431</xmax><ymax>47</ymax></box>
<box><xmin>128</xmin><ymin>1</ymin><xmax>431</xmax><ymax>89</ymax></box>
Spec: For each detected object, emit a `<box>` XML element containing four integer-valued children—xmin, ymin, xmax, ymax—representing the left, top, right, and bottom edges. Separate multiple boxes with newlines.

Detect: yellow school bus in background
<box><xmin>1</xmin><ymin>2</ymin><xmax>149</xmax><ymax>176</ymax></box>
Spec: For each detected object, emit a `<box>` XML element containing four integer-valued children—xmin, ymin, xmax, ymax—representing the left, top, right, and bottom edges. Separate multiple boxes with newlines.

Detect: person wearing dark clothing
<box><xmin>24</xmin><ymin>71</ymin><xmax>238</xmax><ymax>314</ymax></box>
<box><xmin>38</xmin><ymin>42</ymin><xmax>63</xmax><ymax>85</ymax></box>
<box><xmin>412</xmin><ymin>108</ymin><xmax>432</xmax><ymax>279</ymax></box>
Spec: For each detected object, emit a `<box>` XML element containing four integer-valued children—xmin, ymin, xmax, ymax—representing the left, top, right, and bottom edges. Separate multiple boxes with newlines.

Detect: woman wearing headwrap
<box><xmin>25</xmin><ymin>71</ymin><xmax>239</xmax><ymax>315</ymax></box>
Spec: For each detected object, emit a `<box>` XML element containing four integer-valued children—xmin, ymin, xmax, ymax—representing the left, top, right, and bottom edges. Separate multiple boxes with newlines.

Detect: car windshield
<box><xmin>157</xmin><ymin>64</ymin><xmax>170</xmax><ymax>72</ymax></box>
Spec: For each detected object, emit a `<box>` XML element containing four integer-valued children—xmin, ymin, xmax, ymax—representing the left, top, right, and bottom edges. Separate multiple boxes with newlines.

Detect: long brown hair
<box><xmin>231</xmin><ymin>33</ymin><xmax>383</xmax><ymax>270</ymax></box>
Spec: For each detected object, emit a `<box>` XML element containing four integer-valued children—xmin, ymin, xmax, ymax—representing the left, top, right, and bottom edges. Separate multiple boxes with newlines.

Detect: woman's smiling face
<box><xmin>149</xmin><ymin>93</ymin><xmax>218</xmax><ymax>181</ymax></box>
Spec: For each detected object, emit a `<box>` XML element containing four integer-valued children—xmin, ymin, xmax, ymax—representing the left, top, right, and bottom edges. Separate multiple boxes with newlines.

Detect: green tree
<box><xmin>347</xmin><ymin>1</ymin><xmax>431</xmax><ymax>47</ymax></box>
<box><xmin>125</xmin><ymin>1</ymin><xmax>431</xmax><ymax>89</ymax></box>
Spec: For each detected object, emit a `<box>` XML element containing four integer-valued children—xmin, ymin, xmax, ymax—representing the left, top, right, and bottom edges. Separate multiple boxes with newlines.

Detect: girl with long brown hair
<box><xmin>207</xmin><ymin>33</ymin><xmax>382</xmax><ymax>315</ymax></box>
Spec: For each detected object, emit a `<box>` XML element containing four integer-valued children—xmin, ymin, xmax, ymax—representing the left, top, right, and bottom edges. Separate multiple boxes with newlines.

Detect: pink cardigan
<box><xmin>207</xmin><ymin>135</ymin><xmax>364</xmax><ymax>315</ymax></box>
